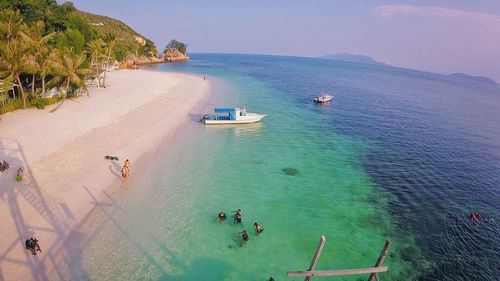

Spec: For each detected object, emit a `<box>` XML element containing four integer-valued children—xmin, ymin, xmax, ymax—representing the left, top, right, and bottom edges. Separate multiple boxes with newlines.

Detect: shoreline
<box><xmin>0</xmin><ymin>69</ymin><xmax>211</xmax><ymax>280</ymax></box>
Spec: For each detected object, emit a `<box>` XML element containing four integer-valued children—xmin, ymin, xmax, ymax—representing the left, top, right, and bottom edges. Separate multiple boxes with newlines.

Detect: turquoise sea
<box><xmin>58</xmin><ymin>54</ymin><xmax>500</xmax><ymax>280</ymax></box>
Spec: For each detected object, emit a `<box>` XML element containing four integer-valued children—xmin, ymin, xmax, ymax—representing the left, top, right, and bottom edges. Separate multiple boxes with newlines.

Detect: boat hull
<box><xmin>314</xmin><ymin>96</ymin><xmax>333</xmax><ymax>103</ymax></box>
<box><xmin>204</xmin><ymin>114</ymin><xmax>267</xmax><ymax>125</ymax></box>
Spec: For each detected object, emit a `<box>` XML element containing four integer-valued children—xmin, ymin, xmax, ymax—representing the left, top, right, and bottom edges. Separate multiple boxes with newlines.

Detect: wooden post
<box><xmin>305</xmin><ymin>236</ymin><xmax>327</xmax><ymax>281</ymax></box>
<box><xmin>368</xmin><ymin>240</ymin><xmax>392</xmax><ymax>281</ymax></box>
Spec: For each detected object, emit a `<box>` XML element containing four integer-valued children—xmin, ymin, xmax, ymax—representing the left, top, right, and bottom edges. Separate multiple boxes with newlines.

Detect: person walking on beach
<box><xmin>121</xmin><ymin>159</ymin><xmax>131</xmax><ymax>182</ymax></box>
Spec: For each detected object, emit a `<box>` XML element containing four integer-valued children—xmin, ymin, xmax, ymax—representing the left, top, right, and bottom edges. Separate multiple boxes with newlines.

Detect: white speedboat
<box><xmin>313</xmin><ymin>92</ymin><xmax>334</xmax><ymax>103</ymax></box>
<box><xmin>202</xmin><ymin>107</ymin><xmax>267</xmax><ymax>125</ymax></box>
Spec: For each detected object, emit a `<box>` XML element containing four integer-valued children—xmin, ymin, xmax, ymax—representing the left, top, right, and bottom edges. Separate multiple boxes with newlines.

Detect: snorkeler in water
<box><xmin>254</xmin><ymin>222</ymin><xmax>264</xmax><ymax>233</ymax></box>
<box><xmin>241</xmin><ymin>230</ymin><xmax>249</xmax><ymax>242</ymax></box>
<box><xmin>233</xmin><ymin>209</ymin><xmax>242</xmax><ymax>223</ymax></box>
<box><xmin>218</xmin><ymin>211</ymin><xmax>227</xmax><ymax>221</ymax></box>
<box><xmin>469</xmin><ymin>212</ymin><xmax>482</xmax><ymax>222</ymax></box>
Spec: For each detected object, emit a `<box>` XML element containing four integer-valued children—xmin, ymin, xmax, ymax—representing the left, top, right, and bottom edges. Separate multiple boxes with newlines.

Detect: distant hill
<box><xmin>76</xmin><ymin>10</ymin><xmax>157</xmax><ymax>59</ymax></box>
<box><xmin>449</xmin><ymin>73</ymin><xmax>498</xmax><ymax>86</ymax></box>
<box><xmin>0</xmin><ymin>0</ymin><xmax>158</xmax><ymax>63</ymax></box>
<box><xmin>320</xmin><ymin>53</ymin><xmax>387</xmax><ymax>66</ymax></box>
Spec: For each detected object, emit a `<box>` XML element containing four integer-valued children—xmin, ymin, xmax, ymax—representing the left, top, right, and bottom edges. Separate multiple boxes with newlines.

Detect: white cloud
<box><xmin>374</xmin><ymin>4</ymin><xmax>500</xmax><ymax>23</ymax></box>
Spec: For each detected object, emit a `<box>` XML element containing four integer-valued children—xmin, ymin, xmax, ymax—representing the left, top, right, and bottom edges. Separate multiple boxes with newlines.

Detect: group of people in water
<box><xmin>121</xmin><ymin>159</ymin><xmax>131</xmax><ymax>182</ymax></box>
<box><xmin>25</xmin><ymin>237</ymin><xmax>41</xmax><ymax>255</ymax></box>
<box><xmin>217</xmin><ymin>209</ymin><xmax>264</xmax><ymax>245</ymax></box>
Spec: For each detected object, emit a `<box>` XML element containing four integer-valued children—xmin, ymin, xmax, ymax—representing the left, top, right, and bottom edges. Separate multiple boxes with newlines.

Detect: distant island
<box><xmin>449</xmin><ymin>73</ymin><xmax>498</xmax><ymax>86</ymax></box>
<box><xmin>320</xmin><ymin>53</ymin><xmax>387</xmax><ymax>66</ymax></box>
<box><xmin>162</xmin><ymin>40</ymin><xmax>189</xmax><ymax>62</ymax></box>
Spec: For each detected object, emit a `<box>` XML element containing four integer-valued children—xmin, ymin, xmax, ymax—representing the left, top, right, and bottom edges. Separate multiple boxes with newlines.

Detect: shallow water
<box><xmin>58</xmin><ymin>54</ymin><xmax>500</xmax><ymax>280</ymax></box>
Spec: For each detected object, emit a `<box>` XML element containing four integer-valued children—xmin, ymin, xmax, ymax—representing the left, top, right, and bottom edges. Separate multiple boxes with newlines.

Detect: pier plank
<box><xmin>288</xmin><ymin>266</ymin><xmax>389</xmax><ymax>277</ymax></box>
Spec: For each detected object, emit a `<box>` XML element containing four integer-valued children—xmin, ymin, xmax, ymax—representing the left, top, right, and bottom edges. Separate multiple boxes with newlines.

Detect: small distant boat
<box><xmin>202</xmin><ymin>107</ymin><xmax>267</xmax><ymax>125</ymax></box>
<box><xmin>313</xmin><ymin>92</ymin><xmax>334</xmax><ymax>103</ymax></box>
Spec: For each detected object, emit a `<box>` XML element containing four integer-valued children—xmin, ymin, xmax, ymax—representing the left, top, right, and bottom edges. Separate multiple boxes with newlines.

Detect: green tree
<box><xmin>45</xmin><ymin>1</ymin><xmax>76</xmax><ymax>32</ymax></box>
<box><xmin>49</xmin><ymin>48</ymin><xmax>91</xmax><ymax>107</ymax></box>
<box><xmin>0</xmin><ymin>0</ymin><xmax>57</xmax><ymax>24</ymax></box>
<box><xmin>113</xmin><ymin>41</ymin><xmax>130</xmax><ymax>62</ymax></box>
<box><xmin>102</xmin><ymin>32</ymin><xmax>116</xmax><ymax>88</ymax></box>
<box><xmin>0</xmin><ymin>9</ymin><xmax>24</xmax><ymax>43</ymax></box>
<box><xmin>0</xmin><ymin>10</ymin><xmax>31</xmax><ymax>108</ymax></box>
<box><xmin>66</xmin><ymin>13</ymin><xmax>95</xmax><ymax>42</ymax></box>
<box><xmin>87</xmin><ymin>38</ymin><xmax>105</xmax><ymax>87</ymax></box>
<box><xmin>57</xmin><ymin>28</ymin><xmax>85</xmax><ymax>54</ymax></box>
<box><xmin>0</xmin><ymin>38</ymin><xmax>32</xmax><ymax>108</ymax></box>
<box><xmin>139</xmin><ymin>39</ymin><xmax>157</xmax><ymax>58</ymax></box>
<box><xmin>21</xmin><ymin>21</ymin><xmax>56</xmax><ymax>96</ymax></box>
<box><xmin>164</xmin><ymin>39</ymin><xmax>187</xmax><ymax>55</ymax></box>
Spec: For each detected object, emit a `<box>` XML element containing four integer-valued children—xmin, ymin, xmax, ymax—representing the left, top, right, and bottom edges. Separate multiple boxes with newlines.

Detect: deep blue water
<box><xmin>149</xmin><ymin>53</ymin><xmax>500</xmax><ymax>280</ymax></box>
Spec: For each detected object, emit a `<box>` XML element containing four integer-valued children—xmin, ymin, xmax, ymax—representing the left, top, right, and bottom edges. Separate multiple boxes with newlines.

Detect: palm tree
<box><xmin>87</xmin><ymin>38</ymin><xmax>105</xmax><ymax>88</ymax></box>
<box><xmin>0</xmin><ymin>10</ymin><xmax>31</xmax><ymax>108</ymax></box>
<box><xmin>102</xmin><ymin>33</ymin><xmax>116</xmax><ymax>88</ymax></box>
<box><xmin>21</xmin><ymin>21</ymin><xmax>56</xmax><ymax>97</ymax></box>
<box><xmin>0</xmin><ymin>38</ymin><xmax>32</xmax><ymax>108</ymax></box>
<box><xmin>49</xmin><ymin>48</ymin><xmax>92</xmax><ymax>110</ymax></box>
<box><xmin>0</xmin><ymin>9</ymin><xmax>23</xmax><ymax>44</ymax></box>
<box><xmin>36</xmin><ymin>47</ymin><xmax>59</xmax><ymax>98</ymax></box>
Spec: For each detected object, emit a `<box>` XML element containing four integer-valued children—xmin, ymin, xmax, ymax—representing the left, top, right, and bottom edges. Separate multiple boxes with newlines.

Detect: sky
<box><xmin>65</xmin><ymin>0</ymin><xmax>500</xmax><ymax>81</ymax></box>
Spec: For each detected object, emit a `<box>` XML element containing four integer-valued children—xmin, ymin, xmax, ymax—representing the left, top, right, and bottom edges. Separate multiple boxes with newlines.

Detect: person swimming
<box><xmin>233</xmin><ymin>209</ymin><xmax>242</xmax><ymax>223</ymax></box>
<box><xmin>470</xmin><ymin>212</ymin><xmax>482</xmax><ymax>222</ymax></box>
<box><xmin>254</xmin><ymin>222</ymin><xmax>264</xmax><ymax>233</ymax></box>
<box><xmin>218</xmin><ymin>211</ymin><xmax>227</xmax><ymax>221</ymax></box>
<box><xmin>241</xmin><ymin>230</ymin><xmax>249</xmax><ymax>242</ymax></box>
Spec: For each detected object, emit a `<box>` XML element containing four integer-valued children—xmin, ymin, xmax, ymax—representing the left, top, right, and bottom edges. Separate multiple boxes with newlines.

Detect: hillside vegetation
<box><xmin>0</xmin><ymin>0</ymin><xmax>168</xmax><ymax>114</ymax></box>
<box><xmin>75</xmin><ymin>10</ymin><xmax>157</xmax><ymax>60</ymax></box>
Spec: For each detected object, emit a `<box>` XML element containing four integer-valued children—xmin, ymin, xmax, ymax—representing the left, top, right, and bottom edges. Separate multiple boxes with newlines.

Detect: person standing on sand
<box><xmin>16</xmin><ymin>167</ymin><xmax>24</xmax><ymax>182</ymax></box>
<box><xmin>121</xmin><ymin>159</ymin><xmax>130</xmax><ymax>182</ymax></box>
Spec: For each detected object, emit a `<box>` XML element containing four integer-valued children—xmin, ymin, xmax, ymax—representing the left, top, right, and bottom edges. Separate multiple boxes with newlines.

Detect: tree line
<box><xmin>0</xmin><ymin>1</ymin><xmax>150</xmax><ymax>112</ymax></box>
<box><xmin>0</xmin><ymin>1</ymin><xmax>188</xmax><ymax>113</ymax></box>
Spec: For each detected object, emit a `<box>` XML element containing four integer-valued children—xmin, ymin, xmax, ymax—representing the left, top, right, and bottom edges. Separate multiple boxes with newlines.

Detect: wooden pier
<box><xmin>287</xmin><ymin>236</ymin><xmax>392</xmax><ymax>280</ymax></box>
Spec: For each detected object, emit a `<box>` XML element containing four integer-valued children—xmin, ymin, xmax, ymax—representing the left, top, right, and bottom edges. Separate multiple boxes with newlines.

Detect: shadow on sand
<box><xmin>0</xmin><ymin>138</ymin><xmax>84</xmax><ymax>281</ymax></box>
<box><xmin>0</xmin><ymin>138</ymin><xmax>230</xmax><ymax>280</ymax></box>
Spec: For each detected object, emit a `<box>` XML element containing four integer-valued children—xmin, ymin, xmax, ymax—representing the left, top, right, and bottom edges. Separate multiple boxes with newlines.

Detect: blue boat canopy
<box><xmin>214</xmin><ymin>108</ymin><xmax>236</xmax><ymax>120</ymax></box>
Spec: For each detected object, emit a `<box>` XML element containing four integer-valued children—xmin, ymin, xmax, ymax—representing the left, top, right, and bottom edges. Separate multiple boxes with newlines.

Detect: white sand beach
<box><xmin>0</xmin><ymin>69</ymin><xmax>210</xmax><ymax>280</ymax></box>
